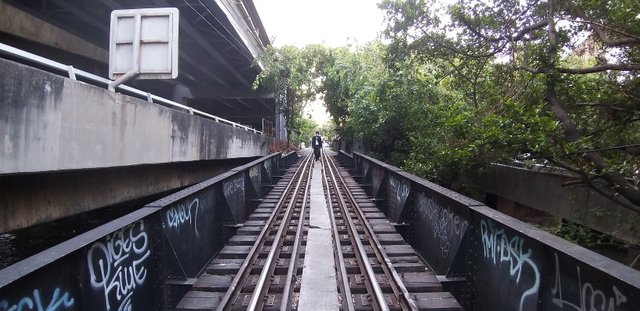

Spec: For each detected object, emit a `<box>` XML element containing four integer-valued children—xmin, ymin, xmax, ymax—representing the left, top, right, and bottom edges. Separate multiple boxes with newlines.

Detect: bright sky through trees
<box><xmin>253</xmin><ymin>0</ymin><xmax>386</xmax><ymax>126</ymax></box>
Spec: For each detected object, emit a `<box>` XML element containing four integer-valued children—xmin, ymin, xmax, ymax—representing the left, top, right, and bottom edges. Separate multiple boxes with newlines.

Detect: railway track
<box><xmin>177</xmin><ymin>151</ymin><xmax>461</xmax><ymax>310</ymax></box>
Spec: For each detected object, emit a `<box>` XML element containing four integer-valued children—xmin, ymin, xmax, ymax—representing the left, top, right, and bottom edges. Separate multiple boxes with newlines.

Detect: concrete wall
<box><xmin>478</xmin><ymin>164</ymin><xmax>640</xmax><ymax>244</ymax></box>
<box><xmin>0</xmin><ymin>57</ymin><xmax>274</xmax><ymax>232</ymax></box>
<box><xmin>0</xmin><ymin>57</ymin><xmax>271</xmax><ymax>175</ymax></box>
<box><xmin>0</xmin><ymin>159</ymin><xmax>250</xmax><ymax>232</ymax></box>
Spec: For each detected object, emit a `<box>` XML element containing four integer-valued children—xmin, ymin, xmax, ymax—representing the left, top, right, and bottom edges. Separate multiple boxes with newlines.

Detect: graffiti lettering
<box><xmin>551</xmin><ymin>253</ymin><xmax>627</xmax><ymax>310</ymax></box>
<box><xmin>166</xmin><ymin>198</ymin><xmax>200</xmax><ymax>234</ymax></box>
<box><xmin>417</xmin><ymin>193</ymin><xmax>468</xmax><ymax>257</ymax></box>
<box><xmin>223</xmin><ymin>176</ymin><xmax>244</xmax><ymax>197</ymax></box>
<box><xmin>249</xmin><ymin>166</ymin><xmax>259</xmax><ymax>179</ymax></box>
<box><xmin>480</xmin><ymin>219</ymin><xmax>540</xmax><ymax>311</ymax></box>
<box><xmin>388</xmin><ymin>176</ymin><xmax>410</xmax><ymax>203</ymax></box>
<box><xmin>0</xmin><ymin>288</ymin><xmax>74</xmax><ymax>311</ymax></box>
<box><xmin>87</xmin><ymin>221</ymin><xmax>150</xmax><ymax>311</ymax></box>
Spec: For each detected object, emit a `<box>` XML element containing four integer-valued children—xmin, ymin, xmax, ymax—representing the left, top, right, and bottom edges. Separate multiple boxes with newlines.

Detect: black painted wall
<box><xmin>0</xmin><ymin>152</ymin><xmax>298</xmax><ymax>310</ymax></box>
<box><xmin>341</xmin><ymin>151</ymin><xmax>640</xmax><ymax>311</ymax></box>
<box><xmin>0</xmin><ymin>218</ymin><xmax>159</xmax><ymax>311</ymax></box>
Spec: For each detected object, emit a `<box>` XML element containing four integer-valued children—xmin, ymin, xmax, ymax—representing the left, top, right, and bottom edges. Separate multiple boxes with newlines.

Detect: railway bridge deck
<box><xmin>1</xmin><ymin>149</ymin><xmax>639</xmax><ymax>311</ymax></box>
<box><xmin>176</xmin><ymin>150</ymin><xmax>461</xmax><ymax>310</ymax></box>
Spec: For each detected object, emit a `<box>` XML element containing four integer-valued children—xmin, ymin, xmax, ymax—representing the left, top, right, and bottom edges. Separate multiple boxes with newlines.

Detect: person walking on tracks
<box><xmin>311</xmin><ymin>131</ymin><xmax>323</xmax><ymax>161</ymax></box>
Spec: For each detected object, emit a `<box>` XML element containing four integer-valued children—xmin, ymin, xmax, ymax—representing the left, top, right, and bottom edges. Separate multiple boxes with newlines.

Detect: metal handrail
<box><xmin>0</xmin><ymin>42</ymin><xmax>262</xmax><ymax>135</ymax></box>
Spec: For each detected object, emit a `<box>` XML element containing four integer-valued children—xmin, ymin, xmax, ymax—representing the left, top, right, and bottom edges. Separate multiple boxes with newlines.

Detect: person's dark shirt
<box><xmin>312</xmin><ymin>135</ymin><xmax>322</xmax><ymax>148</ymax></box>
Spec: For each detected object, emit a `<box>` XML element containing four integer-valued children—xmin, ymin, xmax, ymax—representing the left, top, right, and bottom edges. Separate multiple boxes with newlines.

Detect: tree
<box><xmin>295</xmin><ymin>117</ymin><xmax>318</xmax><ymax>146</ymax></box>
<box><xmin>380</xmin><ymin>0</ymin><xmax>640</xmax><ymax>211</ymax></box>
<box><xmin>318</xmin><ymin>44</ymin><xmax>391</xmax><ymax>156</ymax></box>
<box><xmin>318</xmin><ymin>42</ymin><xmax>441</xmax><ymax>163</ymax></box>
<box><xmin>254</xmin><ymin>45</ymin><xmax>326</xmax><ymax>145</ymax></box>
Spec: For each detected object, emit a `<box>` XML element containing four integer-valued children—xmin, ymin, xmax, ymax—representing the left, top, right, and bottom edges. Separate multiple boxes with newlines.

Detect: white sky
<box><xmin>253</xmin><ymin>0</ymin><xmax>385</xmax><ymax>48</ymax></box>
<box><xmin>253</xmin><ymin>0</ymin><xmax>386</xmax><ymax>127</ymax></box>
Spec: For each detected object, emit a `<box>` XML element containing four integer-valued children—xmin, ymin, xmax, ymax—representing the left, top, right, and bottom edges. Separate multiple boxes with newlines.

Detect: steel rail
<box><xmin>280</xmin><ymin>154</ymin><xmax>313</xmax><ymax>310</ymax></box>
<box><xmin>247</xmin><ymin>153</ymin><xmax>313</xmax><ymax>310</ymax></box>
<box><xmin>0</xmin><ymin>42</ymin><xmax>262</xmax><ymax>134</ymax></box>
<box><xmin>216</xmin><ymin>153</ymin><xmax>310</xmax><ymax>311</ymax></box>
<box><xmin>325</xmin><ymin>155</ymin><xmax>419</xmax><ymax>311</ymax></box>
<box><xmin>323</xmin><ymin>153</ymin><xmax>389</xmax><ymax>311</ymax></box>
<box><xmin>320</xmin><ymin>153</ymin><xmax>356</xmax><ymax>311</ymax></box>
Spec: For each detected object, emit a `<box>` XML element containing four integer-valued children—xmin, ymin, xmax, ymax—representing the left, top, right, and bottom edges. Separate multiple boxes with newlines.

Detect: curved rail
<box><xmin>216</xmin><ymin>152</ymin><xmax>313</xmax><ymax>310</ymax></box>
<box><xmin>322</xmin><ymin>152</ymin><xmax>419</xmax><ymax>311</ymax></box>
<box><xmin>322</xmin><ymin>153</ymin><xmax>388</xmax><ymax>310</ymax></box>
<box><xmin>321</xmin><ymin>155</ymin><xmax>357</xmax><ymax>311</ymax></box>
<box><xmin>280</xmin><ymin>156</ymin><xmax>312</xmax><ymax>310</ymax></box>
<box><xmin>247</xmin><ymin>153</ymin><xmax>312</xmax><ymax>310</ymax></box>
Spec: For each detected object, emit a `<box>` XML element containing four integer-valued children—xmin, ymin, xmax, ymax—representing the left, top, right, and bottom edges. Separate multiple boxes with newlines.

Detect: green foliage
<box><xmin>319</xmin><ymin>122</ymin><xmax>336</xmax><ymax>142</ymax></box>
<box><xmin>379</xmin><ymin>0</ymin><xmax>640</xmax><ymax>209</ymax></box>
<box><xmin>405</xmin><ymin>98</ymin><xmax>560</xmax><ymax>187</ymax></box>
<box><xmin>319</xmin><ymin>43</ymin><xmax>444</xmax><ymax>164</ymax></box>
<box><xmin>254</xmin><ymin>45</ymin><xmax>328</xmax><ymax>143</ymax></box>
<box><xmin>295</xmin><ymin>117</ymin><xmax>318</xmax><ymax>145</ymax></box>
<box><xmin>552</xmin><ymin>221</ymin><xmax>626</xmax><ymax>249</ymax></box>
<box><xmin>254</xmin><ymin>0</ymin><xmax>640</xmax><ymax>211</ymax></box>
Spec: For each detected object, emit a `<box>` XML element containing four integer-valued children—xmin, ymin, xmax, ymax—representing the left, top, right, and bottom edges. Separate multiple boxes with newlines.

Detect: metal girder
<box><xmin>193</xmin><ymin>87</ymin><xmax>273</xmax><ymax>99</ymax></box>
<box><xmin>235</xmin><ymin>98</ymin><xmax>259</xmax><ymax>111</ymax></box>
<box><xmin>0</xmin><ymin>0</ymin><xmax>108</xmax><ymax>62</ymax></box>
<box><xmin>46</xmin><ymin>0</ymin><xmax>107</xmax><ymax>32</ymax></box>
<box><xmin>96</xmin><ymin>0</ymin><xmax>122</xmax><ymax>11</ymax></box>
<box><xmin>257</xmin><ymin>98</ymin><xmax>274</xmax><ymax>111</ymax></box>
<box><xmin>188</xmin><ymin>93</ymin><xmax>273</xmax><ymax>116</ymax></box>
<box><xmin>188</xmin><ymin>0</ymin><xmax>254</xmax><ymax>61</ymax></box>
<box><xmin>202</xmin><ymin>98</ymin><xmax>241</xmax><ymax>112</ymax></box>
<box><xmin>94</xmin><ymin>0</ymin><xmax>235</xmax><ymax>88</ymax></box>
<box><xmin>188</xmin><ymin>4</ymin><xmax>250</xmax><ymax>58</ymax></box>
<box><xmin>181</xmin><ymin>52</ymin><xmax>230</xmax><ymax>88</ymax></box>
<box><xmin>152</xmin><ymin>0</ymin><xmax>251</xmax><ymax>87</ymax></box>
<box><xmin>6</xmin><ymin>0</ymin><xmax>265</xmax><ymax>104</ymax></box>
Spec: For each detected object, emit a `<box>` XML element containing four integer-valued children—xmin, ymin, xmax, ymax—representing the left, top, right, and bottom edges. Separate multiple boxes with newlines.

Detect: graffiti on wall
<box><xmin>0</xmin><ymin>288</ymin><xmax>74</xmax><ymax>311</ymax></box>
<box><xmin>223</xmin><ymin>175</ymin><xmax>245</xmax><ymax>221</ymax></box>
<box><xmin>165</xmin><ymin>198</ymin><xmax>200</xmax><ymax>236</ymax></box>
<box><xmin>162</xmin><ymin>189</ymin><xmax>217</xmax><ymax>277</ymax></box>
<box><xmin>249</xmin><ymin>165</ymin><xmax>262</xmax><ymax>197</ymax></box>
<box><xmin>86</xmin><ymin>220</ymin><xmax>151</xmax><ymax>311</ymax></box>
<box><xmin>551</xmin><ymin>253</ymin><xmax>628</xmax><ymax>311</ymax></box>
<box><xmin>480</xmin><ymin>219</ymin><xmax>540</xmax><ymax>311</ymax></box>
<box><xmin>387</xmin><ymin>174</ymin><xmax>410</xmax><ymax>222</ymax></box>
<box><xmin>415</xmin><ymin>193</ymin><xmax>468</xmax><ymax>258</ymax></box>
